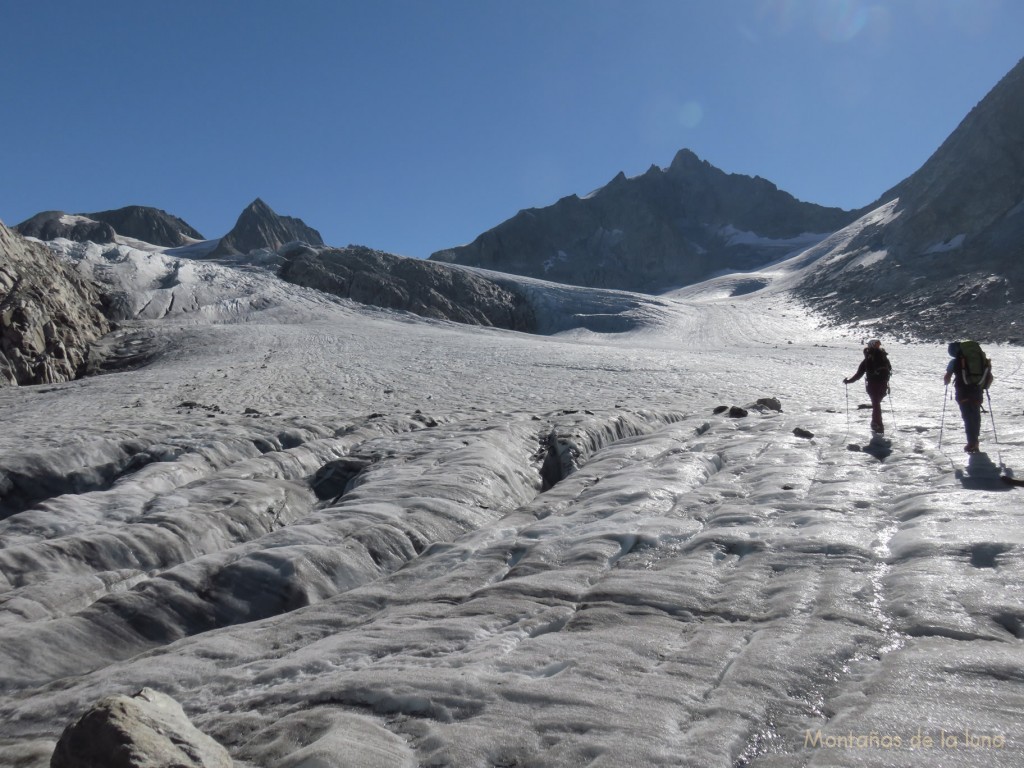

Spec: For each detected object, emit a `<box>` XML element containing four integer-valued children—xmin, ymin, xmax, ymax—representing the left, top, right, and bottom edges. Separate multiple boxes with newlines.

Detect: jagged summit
<box><xmin>430</xmin><ymin>147</ymin><xmax>859</xmax><ymax>294</ymax></box>
<box><xmin>210</xmin><ymin>198</ymin><xmax>324</xmax><ymax>258</ymax></box>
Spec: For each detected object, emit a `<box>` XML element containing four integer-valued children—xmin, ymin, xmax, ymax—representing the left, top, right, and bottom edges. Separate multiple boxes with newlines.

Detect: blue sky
<box><xmin>2</xmin><ymin>1</ymin><xmax>1022</xmax><ymax>258</ymax></box>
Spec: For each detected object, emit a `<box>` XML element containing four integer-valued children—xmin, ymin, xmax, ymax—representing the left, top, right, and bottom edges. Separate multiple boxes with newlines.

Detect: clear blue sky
<box><xmin>2</xmin><ymin>1</ymin><xmax>1022</xmax><ymax>258</ymax></box>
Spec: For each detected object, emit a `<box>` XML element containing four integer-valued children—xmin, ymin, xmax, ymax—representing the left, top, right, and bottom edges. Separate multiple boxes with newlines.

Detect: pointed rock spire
<box><xmin>211</xmin><ymin>198</ymin><xmax>324</xmax><ymax>257</ymax></box>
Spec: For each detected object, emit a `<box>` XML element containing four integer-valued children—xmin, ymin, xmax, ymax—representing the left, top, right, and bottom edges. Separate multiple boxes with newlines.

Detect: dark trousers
<box><xmin>866</xmin><ymin>380</ymin><xmax>887</xmax><ymax>431</ymax></box>
<box><xmin>957</xmin><ymin>385</ymin><xmax>983</xmax><ymax>444</ymax></box>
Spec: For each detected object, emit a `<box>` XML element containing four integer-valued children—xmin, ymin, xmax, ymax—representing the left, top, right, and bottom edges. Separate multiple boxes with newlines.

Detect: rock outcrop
<box><xmin>211</xmin><ymin>198</ymin><xmax>323</xmax><ymax>257</ymax></box>
<box><xmin>50</xmin><ymin>688</ymin><xmax>232</xmax><ymax>768</ymax></box>
<box><xmin>14</xmin><ymin>211</ymin><xmax>116</xmax><ymax>244</ymax></box>
<box><xmin>84</xmin><ymin>206</ymin><xmax>205</xmax><ymax>247</ymax></box>
<box><xmin>278</xmin><ymin>244</ymin><xmax>536</xmax><ymax>332</ymax></box>
<box><xmin>430</xmin><ymin>148</ymin><xmax>859</xmax><ymax>294</ymax></box>
<box><xmin>794</xmin><ymin>56</ymin><xmax>1024</xmax><ymax>343</ymax></box>
<box><xmin>0</xmin><ymin>221</ymin><xmax>110</xmax><ymax>386</ymax></box>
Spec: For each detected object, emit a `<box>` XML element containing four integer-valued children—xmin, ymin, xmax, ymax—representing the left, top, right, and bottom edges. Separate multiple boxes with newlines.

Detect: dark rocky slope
<box><xmin>14</xmin><ymin>211</ymin><xmax>116</xmax><ymax>244</ymax></box>
<box><xmin>278</xmin><ymin>245</ymin><xmax>536</xmax><ymax>332</ymax></box>
<box><xmin>431</xmin><ymin>149</ymin><xmax>860</xmax><ymax>293</ymax></box>
<box><xmin>84</xmin><ymin>206</ymin><xmax>204</xmax><ymax>247</ymax></box>
<box><xmin>794</xmin><ymin>56</ymin><xmax>1024</xmax><ymax>343</ymax></box>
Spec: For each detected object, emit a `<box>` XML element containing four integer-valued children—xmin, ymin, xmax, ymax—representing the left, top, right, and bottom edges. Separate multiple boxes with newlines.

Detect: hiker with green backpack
<box><xmin>943</xmin><ymin>341</ymin><xmax>994</xmax><ymax>453</ymax></box>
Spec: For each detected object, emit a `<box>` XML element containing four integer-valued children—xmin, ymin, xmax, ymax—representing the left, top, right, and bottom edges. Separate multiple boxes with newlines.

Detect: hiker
<box><xmin>843</xmin><ymin>339</ymin><xmax>892</xmax><ymax>434</ymax></box>
<box><xmin>943</xmin><ymin>341</ymin><xmax>993</xmax><ymax>453</ymax></box>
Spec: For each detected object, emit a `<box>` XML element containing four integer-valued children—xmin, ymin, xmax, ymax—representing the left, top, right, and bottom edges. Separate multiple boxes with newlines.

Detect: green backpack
<box><xmin>958</xmin><ymin>340</ymin><xmax>993</xmax><ymax>388</ymax></box>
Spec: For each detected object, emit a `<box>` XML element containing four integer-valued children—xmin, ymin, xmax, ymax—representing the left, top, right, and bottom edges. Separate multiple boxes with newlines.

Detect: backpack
<box><xmin>957</xmin><ymin>340</ymin><xmax>993</xmax><ymax>389</ymax></box>
<box><xmin>866</xmin><ymin>348</ymin><xmax>891</xmax><ymax>382</ymax></box>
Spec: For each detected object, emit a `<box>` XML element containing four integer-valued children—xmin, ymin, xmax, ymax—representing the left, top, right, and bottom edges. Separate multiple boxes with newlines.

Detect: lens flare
<box><xmin>814</xmin><ymin>0</ymin><xmax>870</xmax><ymax>42</ymax></box>
<box><xmin>677</xmin><ymin>101</ymin><xmax>704</xmax><ymax>129</ymax></box>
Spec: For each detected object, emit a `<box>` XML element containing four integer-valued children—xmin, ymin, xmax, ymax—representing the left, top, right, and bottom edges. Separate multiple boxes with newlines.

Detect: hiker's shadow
<box><xmin>955</xmin><ymin>452</ymin><xmax>1011</xmax><ymax>491</ymax></box>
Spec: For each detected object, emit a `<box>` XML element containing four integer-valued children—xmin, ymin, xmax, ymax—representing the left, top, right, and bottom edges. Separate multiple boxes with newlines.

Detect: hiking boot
<box><xmin>964</xmin><ymin>442</ymin><xmax>980</xmax><ymax>453</ymax></box>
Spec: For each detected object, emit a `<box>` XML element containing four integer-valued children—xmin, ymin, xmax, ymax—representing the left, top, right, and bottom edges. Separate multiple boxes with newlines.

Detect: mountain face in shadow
<box><xmin>429</xmin><ymin>148</ymin><xmax>861</xmax><ymax>294</ymax></box>
<box><xmin>794</xmin><ymin>57</ymin><xmax>1024</xmax><ymax>343</ymax></box>
<box><xmin>15</xmin><ymin>206</ymin><xmax>203</xmax><ymax>248</ymax></box>
<box><xmin>277</xmin><ymin>244</ymin><xmax>536</xmax><ymax>332</ymax></box>
<box><xmin>210</xmin><ymin>198</ymin><xmax>324</xmax><ymax>258</ymax></box>
<box><xmin>84</xmin><ymin>206</ymin><xmax>204</xmax><ymax>247</ymax></box>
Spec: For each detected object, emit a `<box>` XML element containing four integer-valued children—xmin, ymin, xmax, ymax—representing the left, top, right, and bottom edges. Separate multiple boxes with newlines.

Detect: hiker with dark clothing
<box><xmin>944</xmin><ymin>341</ymin><xmax>993</xmax><ymax>453</ymax></box>
<box><xmin>844</xmin><ymin>339</ymin><xmax>892</xmax><ymax>434</ymax></box>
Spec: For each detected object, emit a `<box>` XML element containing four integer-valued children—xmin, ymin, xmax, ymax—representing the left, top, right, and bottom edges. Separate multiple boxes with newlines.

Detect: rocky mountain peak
<box><xmin>430</xmin><ymin>148</ymin><xmax>858</xmax><ymax>293</ymax></box>
<box><xmin>666</xmin><ymin>147</ymin><xmax>706</xmax><ymax>176</ymax></box>
<box><xmin>211</xmin><ymin>198</ymin><xmax>324</xmax><ymax>258</ymax></box>
<box><xmin>84</xmin><ymin>205</ymin><xmax>204</xmax><ymax>247</ymax></box>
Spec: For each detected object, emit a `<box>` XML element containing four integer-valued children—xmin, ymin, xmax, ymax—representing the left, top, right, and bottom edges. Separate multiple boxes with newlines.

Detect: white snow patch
<box><xmin>849</xmin><ymin>249</ymin><xmax>888</xmax><ymax>268</ymax></box>
<box><xmin>924</xmin><ymin>234</ymin><xmax>966</xmax><ymax>254</ymax></box>
<box><xmin>57</xmin><ymin>214</ymin><xmax>98</xmax><ymax>227</ymax></box>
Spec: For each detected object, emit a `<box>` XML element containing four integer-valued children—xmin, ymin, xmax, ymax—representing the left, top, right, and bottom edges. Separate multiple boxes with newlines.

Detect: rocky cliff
<box><xmin>430</xmin><ymin>149</ymin><xmax>860</xmax><ymax>294</ymax></box>
<box><xmin>0</xmin><ymin>221</ymin><xmax>110</xmax><ymax>386</ymax></box>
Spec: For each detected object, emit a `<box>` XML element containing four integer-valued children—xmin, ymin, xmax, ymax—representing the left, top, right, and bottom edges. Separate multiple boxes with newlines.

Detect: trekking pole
<box><xmin>844</xmin><ymin>381</ymin><xmax>850</xmax><ymax>439</ymax></box>
<box><xmin>938</xmin><ymin>384</ymin><xmax>948</xmax><ymax>448</ymax></box>
<box><xmin>887</xmin><ymin>384</ymin><xmax>898</xmax><ymax>432</ymax></box>
<box><xmin>986</xmin><ymin>389</ymin><xmax>998</xmax><ymax>444</ymax></box>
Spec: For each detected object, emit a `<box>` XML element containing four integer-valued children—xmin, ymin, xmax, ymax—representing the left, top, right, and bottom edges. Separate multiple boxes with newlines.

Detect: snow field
<box><xmin>1</xmin><ymin>240</ymin><xmax>1023</xmax><ymax>766</ymax></box>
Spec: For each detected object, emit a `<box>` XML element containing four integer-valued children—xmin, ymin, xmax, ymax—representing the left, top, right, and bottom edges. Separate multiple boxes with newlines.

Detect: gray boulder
<box><xmin>50</xmin><ymin>688</ymin><xmax>232</xmax><ymax>768</ymax></box>
<box><xmin>0</xmin><ymin>221</ymin><xmax>110</xmax><ymax>386</ymax></box>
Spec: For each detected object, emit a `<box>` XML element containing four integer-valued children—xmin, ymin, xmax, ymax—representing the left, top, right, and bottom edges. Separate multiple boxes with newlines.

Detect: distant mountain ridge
<box><xmin>15</xmin><ymin>206</ymin><xmax>203</xmax><ymax>248</ymax></box>
<box><xmin>7</xmin><ymin>56</ymin><xmax>1024</xmax><ymax>345</ymax></box>
<box><xmin>13</xmin><ymin>199</ymin><xmax>324</xmax><ymax>258</ymax></box>
<box><xmin>429</xmin><ymin>148</ymin><xmax>862</xmax><ymax>293</ymax></box>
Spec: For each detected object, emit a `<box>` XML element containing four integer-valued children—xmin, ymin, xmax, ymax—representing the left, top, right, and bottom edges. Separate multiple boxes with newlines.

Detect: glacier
<box><xmin>1</xmin><ymin>234</ymin><xmax>1023</xmax><ymax>767</ymax></box>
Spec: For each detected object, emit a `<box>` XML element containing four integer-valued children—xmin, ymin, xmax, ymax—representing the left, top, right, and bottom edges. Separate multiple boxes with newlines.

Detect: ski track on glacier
<box><xmin>1</xmin><ymin>246</ymin><xmax>1023</xmax><ymax>767</ymax></box>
